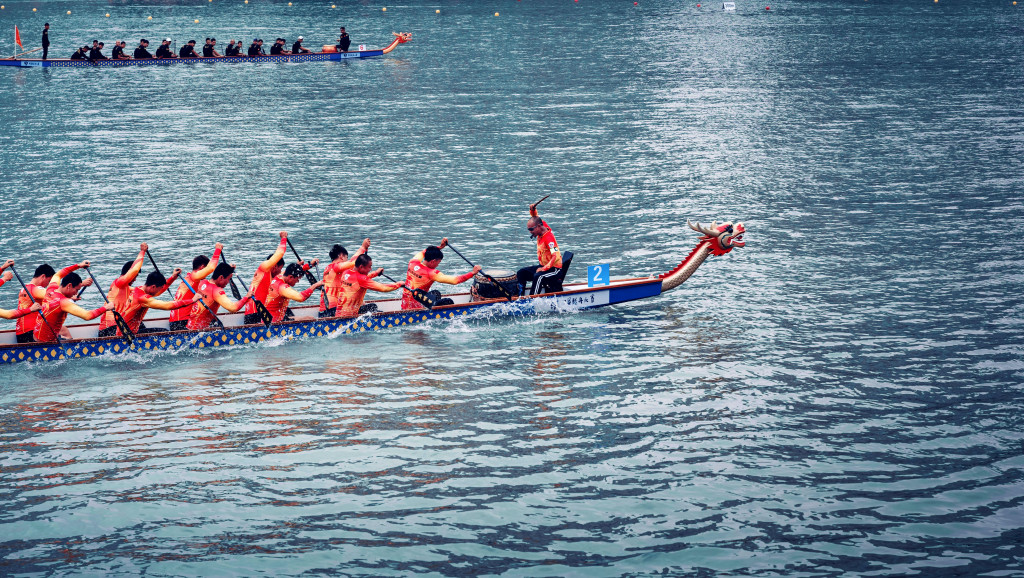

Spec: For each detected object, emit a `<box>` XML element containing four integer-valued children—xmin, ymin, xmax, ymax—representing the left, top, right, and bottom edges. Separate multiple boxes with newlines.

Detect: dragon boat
<box><xmin>0</xmin><ymin>221</ymin><xmax>745</xmax><ymax>365</ymax></box>
<box><xmin>0</xmin><ymin>32</ymin><xmax>410</xmax><ymax>69</ymax></box>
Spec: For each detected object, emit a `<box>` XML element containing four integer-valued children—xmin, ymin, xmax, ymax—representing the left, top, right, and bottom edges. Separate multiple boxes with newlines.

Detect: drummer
<box><xmin>402</xmin><ymin>238</ymin><xmax>479</xmax><ymax>310</ymax></box>
<box><xmin>516</xmin><ymin>199</ymin><xmax>562</xmax><ymax>295</ymax></box>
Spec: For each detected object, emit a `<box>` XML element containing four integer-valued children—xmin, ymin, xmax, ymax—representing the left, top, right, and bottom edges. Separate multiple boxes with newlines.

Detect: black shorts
<box><xmin>16</xmin><ymin>332</ymin><xmax>34</xmax><ymax>344</ymax></box>
<box><xmin>319</xmin><ymin>307</ymin><xmax>337</xmax><ymax>318</ymax></box>
<box><xmin>98</xmin><ymin>327</ymin><xmax>117</xmax><ymax>338</ymax></box>
<box><xmin>243</xmin><ymin>313</ymin><xmax>263</xmax><ymax>325</ymax></box>
<box><xmin>169</xmin><ymin>320</ymin><xmax>188</xmax><ymax>331</ymax></box>
<box><xmin>358</xmin><ymin>304</ymin><xmax>378</xmax><ymax>315</ymax></box>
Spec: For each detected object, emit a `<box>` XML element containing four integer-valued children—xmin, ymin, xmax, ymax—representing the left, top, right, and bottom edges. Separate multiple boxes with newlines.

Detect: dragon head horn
<box><xmin>688</xmin><ymin>220</ymin><xmax>722</xmax><ymax>237</ymax></box>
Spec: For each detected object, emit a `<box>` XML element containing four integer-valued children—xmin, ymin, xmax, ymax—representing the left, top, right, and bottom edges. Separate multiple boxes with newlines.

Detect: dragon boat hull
<box><xmin>0</xmin><ymin>220</ymin><xmax>746</xmax><ymax>366</ymax></box>
<box><xmin>0</xmin><ymin>33</ymin><xmax>409</xmax><ymax>68</ymax></box>
<box><xmin>0</xmin><ymin>278</ymin><xmax>663</xmax><ymax>365</ymax></box>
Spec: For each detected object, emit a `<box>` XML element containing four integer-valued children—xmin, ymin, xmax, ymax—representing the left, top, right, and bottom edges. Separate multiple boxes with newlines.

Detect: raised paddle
<box><xmin>533</xmin><ymin>194</ymin><xmax>551</xmax><ymax>207</ymax></box>
<box><xmin>82</xmin><ymin>267</ymin><xmax>136</xmax><ymax>344</ymax></box>
<box><xmin>8</xmin><ymin>264</ymin><xmax>71</xmax><ymax>358</ymax></box>
<box><xmin>377</xmin><ymin>272</ymin><xmax>437</xmax><ymax>309</ymax></box>
<box><xmin>220</xmin><ymin>250</ymin><xmax>273</xmax><ymax>327</ymax></box>
<box><xmin>285</xmin><ymin>238</ymin><xmax>320</xmax><ymax>286</ymax></box>
<box><xmin>444</xmin><ymin>242</ymin><xmax>516</xmax><ymax>302</ymax></box>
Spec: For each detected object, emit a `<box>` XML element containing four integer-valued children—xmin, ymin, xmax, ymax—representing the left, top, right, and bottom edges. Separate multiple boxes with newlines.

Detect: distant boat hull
<box><xmin>0</xmin><ymin>33</ymin><xmax>410</xmax><ymax>68</ymax></box>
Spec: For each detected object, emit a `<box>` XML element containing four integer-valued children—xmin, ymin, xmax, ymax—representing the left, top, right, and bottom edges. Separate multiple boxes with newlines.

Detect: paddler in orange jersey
<box><xmin>337</xmin><ymin>254</ymin><xmax>401</xmax><ymax>317</ymax></box>
<box><xmin>16</xmin><ymin>261</ymin><xmax>93</xmax><ymax>343</ymax></box>
<box><xmin>119</xmin><ymin>270</ymin><xmax>200</xmax><ymax>337</ymax></box>
<box><xmin>265</xmin><ymin>263</ymin><xmax>325</xmax><ymax>323</ymax></box>
<box><xmin>169</xmin><ymin>243</ymin><xmax>222</xmax><ymax>331</ymax></box>
<box><xmin>0</xmin><ymin>260</ymin><xmax>41</xmax><ymax>321</ymax></box>
<box><xmin>319</xmin><ymin>238</ymin><xmax>370</xmax><ymax>318</ymax></box>
<box><xmin>516</xmin><ymin>199</ymin><xmax>563</xmax><ymax>295</ymax></box>
<box><xmin>403</xmin><ymin>238</ymin><xmax>480</xmax><ymax>310</ymax></box>
<box><xmin>187</xmin><ymin>263</ymin><xmax>255</xmax><ymax>331</ymax></box>
<box><xmin>97</xmin><ymin>243</ymin><xmax>149</xmax><ymax>337</ymax></box>
<box><xmin>33</xmin><ymin>268</ymin><xmax>114</xmax><ymax>343</ymax></box>
<box><xmin>243</xmin><ymin>231</ymin><xmax>289</xmax><ymax>325</ymax></box>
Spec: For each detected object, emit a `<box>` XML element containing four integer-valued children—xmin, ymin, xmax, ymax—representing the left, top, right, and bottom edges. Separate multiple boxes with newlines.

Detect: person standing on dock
<box><xmin>318</xmin><ymin>239</ymin><xmax>369</xmax><ymax>318</ymax></box>
<box><xmin>41</xmin><ymin>23</ymin><xmax>50</xmax><ymax>60</ymax></box>
<box><xmin>97</xmin><ymin>243</ymin><xmax>148</xmax><ymax>337</ymax></box>
<box><xmin>33</xmin><ymin>269</ymin><xmax>113</xmax><ymax>343</ymax></box>
<box><xmin>336</xmin><ymin>254</ymin><xmax>401</xmax><ymax>317</ymax></box>
<box><xmin>337</xmin><ymin>27</ymin><xmax>350</xmax><ymax>52</ymax></box>
<box><xmin>402</xmin><ymin>239</ymin><xmax>480</xmax><ymax>310</ymax></box>
<box><xmin>168</xmin><ymin>243</ymin><xmax>222</xmax><ymax>331</ymax></box>
<box><xmin>516</xmin><ymin>199</ymin><xmax>563</xmax><ymax>295</ymax></box>
<box><xmin>186</xmin><ymin>263</ymin><xmax>254</xmax><ymax>331</ymax></box>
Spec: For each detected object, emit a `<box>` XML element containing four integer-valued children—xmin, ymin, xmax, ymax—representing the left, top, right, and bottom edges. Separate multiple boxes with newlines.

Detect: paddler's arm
<box><xmin>62</xmin><ymin>299</ymin><xmax>113</xmax><ymax>320</ymax></box>
<box><xmin>119</xmin><ymin>243</ymin><xmax>148</xmax><ymax>286</ymax></box>
<box><xmin>0</xmin><ymin>260</ymin><xmax>13</xmax><ymax>288</ymax></box>
<box><xmin>52</xmin><ymin>260</ymin><xmax>90</xmax><ymax>288</ymax></box>
<box><xmin>258</xmin><ymin>232</ymin><xmax>288</xmax><ymax>272</ymax></box>
<box><xmin>214</xmin><ymin>287</ymin><xmax>253</xmax><ymax>313</ymax></box>
<box><xmin>432</xmin><ymin>266</ymin><xmax>481</xmax><ymax>286</ymax></box>
<box><xmin>0</xmin><ymin>303</ymin><xmax>40</xmax><ymax>320</ymax></box>
<box><xmin>367</xmin><ymin>267</ymin><xmax>384</xmax><ymax>280</ymax></box>
<box><xmin>137</xmin><ymin>292</ymin><xmax>196</xmax><ymax>311</ymax></box>
<box><xmin>352</xmin><ymin>239</ymin><xmax>371</xmax><ymax>260</ymax></box>
<box><xmin>155</xmin><ymin>268</ymin><xmax>184</xmax><ymax>297</ymax></box>
<box><xmin>195</xmin><ymin>243</ymin><xmax>223</xmax><ymax>280</ymax></box>
<box><xmin>361</xmin><ymin>277</ymin><xmax>401</xmax><ymax>293</ymax></box>
<box><xmin>278</xmin><ymin>280</ymin><xmax>324</xmax><ymax>302</ymax></box>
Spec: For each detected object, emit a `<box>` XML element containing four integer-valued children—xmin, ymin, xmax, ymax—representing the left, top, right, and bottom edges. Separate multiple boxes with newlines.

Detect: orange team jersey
<box><xmin>265</xmin><ymin>276</ymin><xmax>316</xmax><ymax>322</ymax></box>
<box><xmin>319</xmin><ymin>260</ymin><xmax>356</xmax><ymax>312</ymax></box>
<box><xmin>536</xmin><ymin>228</ymin><xmax>562</xmax><ymax>269</ymax></box>
<box><xmin>402</xmin><ymin>255</ymin><xmax>474</xmax><ymax>310</ymax></box>
<box><xmin>15</xmin><ymin>282</ymin><xmax>43</xmax><ymax>336</ymax></box>
<box><xmin>245</xmin><ymin>238</ymin><xmax>288</xmax><ymax>316</ymax></box>
<box><xmin>17</xmin><ymin>264</ymin><xmax>80</xmax><ymax>335</ymax></box>
<box><xmin>98</xmin><ymin>271</ymin><xmax>138</xmax><ymax>331</ymax></box>
<box><xmin>33</xmin><ymin>287</ymin><xmax>106</xmax><ymax>342</ymax></box>
<box><xmin>170</xmin><ymin>247</ymin><xmax>221</xmax><ymax>323</ymax></box>
<box><xmin>186</xmin><ymin>279</ymin><xmax>224</xmax><ymax>331</ymax></box>
<box><xmin>337</xmin><ymin>269</ymin><xmax>397</xmax><ymax>317</ymax></box>
<box><xmin>121</xmin><ymin>287</ymin><xmax>190</xmax><ymax>335</ymax></box>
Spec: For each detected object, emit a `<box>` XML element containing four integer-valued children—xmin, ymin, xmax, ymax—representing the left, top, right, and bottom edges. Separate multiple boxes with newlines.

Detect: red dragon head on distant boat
<box><xmin>393</xmin><ymin>32</ymin><xmax>412</xmax><ymax>44</ymax></box>
<box><xmin>688</xmin><ymin>220</ymin><xmax>746</xmax><ymax>256</ymax></box>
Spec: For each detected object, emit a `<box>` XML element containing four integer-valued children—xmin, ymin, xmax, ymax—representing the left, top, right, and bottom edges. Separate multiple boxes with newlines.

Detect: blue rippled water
<box><xmin>1</xmin><ymin>0</ymin><xmax>1023</xmax><ymax>575</ymax></box>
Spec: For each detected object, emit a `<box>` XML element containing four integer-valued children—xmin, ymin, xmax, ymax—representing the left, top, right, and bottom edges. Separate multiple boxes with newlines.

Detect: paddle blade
<box><xmin>412</xmin><ymin>288</ymin><xmax>436</xmax><ymax>310</ymax></box>
<box><xmin>114</xmin><ymin>312</ymin><xmax>135</xmax><ymax>344</ymax></box>
<box><xmin>229</xmin><ymin>279</ymin><xmax>243</xmax><ymax>300</ymax></box>
<box><xmin>254</xmin><ymin>299</ymin><xmax>273</xmax><ymax>327</ymax></box>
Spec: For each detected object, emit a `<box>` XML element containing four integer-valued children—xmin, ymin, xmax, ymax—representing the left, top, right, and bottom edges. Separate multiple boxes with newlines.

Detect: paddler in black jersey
<box><xmin>134</xmin><ymin>39</ymin><xmax>153</xmax><ymax>59</ymax></box>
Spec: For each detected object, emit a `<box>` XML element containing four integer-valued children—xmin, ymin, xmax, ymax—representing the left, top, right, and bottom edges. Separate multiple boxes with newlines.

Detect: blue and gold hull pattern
<box><xmin>0</xmin><ymin>50</ymin><xmax>386</xmax><ymax>68</ymax></box>
<box><xmin>0</xmin><ymin>279</ymin><xmax>665</xmax><ymax>366</ymax></box>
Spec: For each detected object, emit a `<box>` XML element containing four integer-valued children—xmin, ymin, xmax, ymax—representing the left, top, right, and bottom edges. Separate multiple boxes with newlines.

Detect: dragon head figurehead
<box><xmin>393</xmin><ymin>32</ymin><xmax>412</xmax><ymax>44</ymax></box>
<box><xmin>687</xmin><ymin>220</ymin><xmax>746</xmax><ymax>256</ymax></box>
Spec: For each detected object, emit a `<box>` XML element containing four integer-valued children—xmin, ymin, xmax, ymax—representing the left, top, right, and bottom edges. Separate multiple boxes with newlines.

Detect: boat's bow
<box><xmin>382</xmin><ymin>32</ymin><xmax>412</xmax><ymax>54</ymax></box>
<box><xmin>658</xmin><ymin>220</ymin><xmax>746</xmax><ymax>292</ymax></box>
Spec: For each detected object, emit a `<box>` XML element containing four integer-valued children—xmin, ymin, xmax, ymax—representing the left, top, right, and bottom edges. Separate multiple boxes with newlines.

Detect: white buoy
<box><xmin>723</xmin><ymin>2</ymin><xmax>736</xmax><ymax>10</ymax></box>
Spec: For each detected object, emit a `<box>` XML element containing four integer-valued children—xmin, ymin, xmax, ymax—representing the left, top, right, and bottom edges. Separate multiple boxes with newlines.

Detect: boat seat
<box><xmin>530</xmin><ymin>251</ymin><xmax>573</xmax><ymax>295</ymax></box>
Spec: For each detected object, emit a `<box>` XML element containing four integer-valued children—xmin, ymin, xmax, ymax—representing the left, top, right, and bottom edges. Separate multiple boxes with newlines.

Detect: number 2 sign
<box><xmin>588</xmin><ymin>264</ymin><xmax>610</xmax><ymax>288</ymax></box>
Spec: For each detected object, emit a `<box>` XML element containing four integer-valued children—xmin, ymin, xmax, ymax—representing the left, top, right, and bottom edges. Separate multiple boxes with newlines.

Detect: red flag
<box><xmin>14</xmin><ymin>25</ymin><xmax>22</xmax><ymax>48</ymax></box>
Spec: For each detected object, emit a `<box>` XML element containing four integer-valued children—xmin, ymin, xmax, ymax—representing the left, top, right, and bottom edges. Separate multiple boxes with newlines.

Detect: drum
<box><xmin>470</xmin><ymin>269</ymin><xmax>519</xmax><ymax>302</ymax></box>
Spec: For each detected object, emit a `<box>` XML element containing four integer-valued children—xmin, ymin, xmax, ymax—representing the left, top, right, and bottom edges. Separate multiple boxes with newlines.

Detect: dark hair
<box><xmin>329</xmin><ymin>244</ymin><xmax>347</xmax><ymax>261</ymax></box>
<box><xmin>423</xmin><ymin>247</ymin><xmax>444</xmax><ymax>262</ymax></box>
<box><xmin>121</xmin><ymin>260</ymin><xmax>135</xmax><ymax>275</ymax></box>
<box><xmin>354</xmin><ymin>254</ymin><xmax>372</xmax><ymax>268</ymax></box>
<box><xmin>284</xmin><ymin>263</ymin><xmax>305</xmax><ymax>278</ymax></box>
<box><xmin>145</xmin><ymin>271</ymin><xmax>167</xmax><ymax>287</ymax></box>
<box><xmin>267</xmin><ymin>254</ymin><xmax>284</xmax><ymax>269</ymax></box>
<box><xmin>192</xmin><ymin>254</ymin><xmax>210</xmax><ymax>271</ymax></box>
<box><xmin>61</xmin><ymin>272</ymin><xmax>83</xmax><ymax>287</ymax></box>
<box><xmin>34</xmin><ymin>264</ymin><xmax>56</xmax><ymax>278</ymax></box>
<box><xmin>212</xmin><ymin>263</ymin><xmax>235</xmax><ymax>279</ymax></box>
